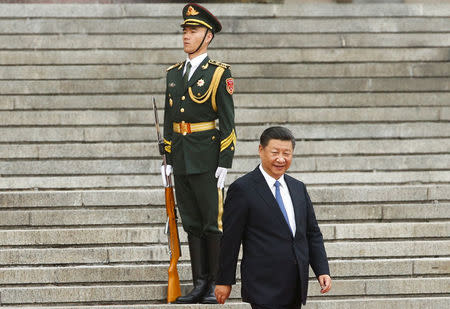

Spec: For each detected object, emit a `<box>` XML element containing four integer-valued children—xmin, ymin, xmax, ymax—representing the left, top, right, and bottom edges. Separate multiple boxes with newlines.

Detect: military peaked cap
<box><xmin>181</xmin><ymin>3</ymin><xmax>222</xmax><ymax>34</ymax></box>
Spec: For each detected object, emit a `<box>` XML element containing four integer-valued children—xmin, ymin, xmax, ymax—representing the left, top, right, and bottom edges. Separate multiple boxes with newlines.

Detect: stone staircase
<box><xmin>0</xmin><ymin>2</ymin><xmax>449</xmax><ymax>308</ymax></box>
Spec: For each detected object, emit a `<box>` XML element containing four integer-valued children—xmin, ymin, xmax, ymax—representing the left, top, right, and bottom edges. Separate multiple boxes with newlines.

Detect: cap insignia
<box><xmin>186</xmin><ymin>6</ymin><xmax>199</xmax><ymax>16</ymax></box>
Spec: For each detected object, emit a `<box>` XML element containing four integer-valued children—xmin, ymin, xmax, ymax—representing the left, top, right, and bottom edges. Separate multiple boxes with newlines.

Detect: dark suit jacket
<box><xmin>216</xmin><ymin>166</ymin><xmax>330</xmax><ymax>306</ymax></box>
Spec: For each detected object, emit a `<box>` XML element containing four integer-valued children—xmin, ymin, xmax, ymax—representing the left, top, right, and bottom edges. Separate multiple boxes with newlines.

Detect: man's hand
<box><xmin>160</xmin><ymin>164</ymin><xmax>172</xmax><ymax>187</ymax></box>
<box><xmin>215</xmin><ymin>284</ymin><xmax>231</xmax><ymax>304</ymax></box>
<box><xmin>215</xmin><ymin>167</ymin><xmax>228</xmax><ymax>189</ymax></box>
<box><xmin>318</xmin><ymin>274</ymin><xmax>332</xmax><ymax>294</ymax></box>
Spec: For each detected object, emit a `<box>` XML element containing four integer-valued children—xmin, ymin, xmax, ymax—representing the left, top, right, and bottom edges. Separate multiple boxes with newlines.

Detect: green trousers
<box><xmin>174</xmin><ymin>171</ymin><xmax>223</xmax><ymax>237</ymax></box>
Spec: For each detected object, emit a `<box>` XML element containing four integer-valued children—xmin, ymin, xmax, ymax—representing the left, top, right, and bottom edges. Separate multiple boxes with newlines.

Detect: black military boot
<box><xmin>174</xmin><ymin>234</ymin><xmax>208</xmax><ymax>304</ymax></box>
<box><xmin>200</xmin><ymin>233</ymin><xmax>221</xmax><ymax>304</ymax></box>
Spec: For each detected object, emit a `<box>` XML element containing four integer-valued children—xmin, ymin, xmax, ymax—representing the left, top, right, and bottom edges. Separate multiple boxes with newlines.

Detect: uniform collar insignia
<box><xmin>169</xmin><ymin>82</ymin><xmax>176</xmax><ymax>88</ymax></box>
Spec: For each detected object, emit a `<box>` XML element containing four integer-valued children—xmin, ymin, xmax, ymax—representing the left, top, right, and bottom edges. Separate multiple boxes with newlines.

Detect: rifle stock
<box><xmin>166</xmin><ymin>187</ymin><xmax>181</xmax><ymax>303</ymax></box>
<box><xmin>152</xmin><ymin>97</ymin><xmax>182</xmax><ymax>303</ymax></box>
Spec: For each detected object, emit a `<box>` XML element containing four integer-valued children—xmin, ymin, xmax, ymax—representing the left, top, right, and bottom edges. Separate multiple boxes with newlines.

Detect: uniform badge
<box><xmin>169</xmin><ymin>82</ymin><xmax>176</xmax><ymax>88</ymax></box>
<box><xmin>226</xmin><ymin>78</ymin><xmax>234</xmax><ymax>95</ymax></box>
<box><xmin>197</xmin><ymin>79</ymin><xmax>205</xmax><ymax>87</ymax></box>
<box><xmin>169</xmin><ymin>98</ymin><xmax>173</xmax><ymax>107</ymax></box>
<box><xmin>186</xmin><ymin>6</ymin><xmax>199</xmax><ymax>16</ymax></box>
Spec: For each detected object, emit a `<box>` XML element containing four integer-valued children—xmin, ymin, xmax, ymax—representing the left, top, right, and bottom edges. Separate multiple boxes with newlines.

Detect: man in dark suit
<box><xmin>215</xmin><ymin>126</ymin><xmax>331</xmax><ymax>309</ymax></box>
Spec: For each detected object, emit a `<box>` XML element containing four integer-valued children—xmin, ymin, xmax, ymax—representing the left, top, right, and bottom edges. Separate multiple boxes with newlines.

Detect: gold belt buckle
<box><xmin>180</xmin><ymin>121</ymin><xmax>191</xmax><ymax>135</ymax></box>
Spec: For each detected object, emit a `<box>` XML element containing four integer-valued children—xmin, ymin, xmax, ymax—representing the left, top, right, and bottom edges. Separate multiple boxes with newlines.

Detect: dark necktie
<box><xmin>275</xmin><ymin>180</ymin><xmax>292</xmax><ymax>233</ymax></box>
<box><xmin>183</xmin><ymin>62</ymin><xmax>191</xmax><ymax>87</ymax></box>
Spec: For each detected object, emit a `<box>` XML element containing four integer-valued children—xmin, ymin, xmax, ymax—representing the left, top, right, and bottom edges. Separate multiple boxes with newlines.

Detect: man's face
<box><xmin>182</xmin><ymin>26</ymin><xmax>210</xmax><ymax>54</ymax></box>
<box><xmin>259</xmin><ymin>139</ymin><xmax>293</xmax><ymax>180</ymax></box>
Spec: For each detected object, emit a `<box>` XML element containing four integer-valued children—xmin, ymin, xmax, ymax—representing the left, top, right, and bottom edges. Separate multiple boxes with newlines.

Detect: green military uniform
<box><xmin>162</xmin><ymin>3</ymin><xmax>236</xmax><ymax>304</ymax></box>
<box><xmin>164</xmin><ymin>57</ymin><xmax>235</xmax><ymax>235</ymax></box>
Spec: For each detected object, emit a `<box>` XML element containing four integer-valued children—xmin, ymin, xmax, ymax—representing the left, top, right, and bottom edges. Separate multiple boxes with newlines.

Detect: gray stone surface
<box><xmin>2</xmin><ymin>33</ymin><xmax>449</xmax><ymax>49</ymax></box>
<box><xmin>332</xmin><ymin>222</ymin><xmax>450</xmax><ymax>240</ymax></box>
<box><xmin>0</xmin><ymin>17</ymin><xmax>449</xmax><ymax>34</ymax></box>
<box><xmin>0</xmin><ymin>3</ymin><xmax>449</xmax><ymax>18</ymax></box>
<box><xmin>2</xmin><ymin>170</ymin><xmax>449</xmax><ymax>190</ymax></box>
<box><xmin>1</xmin><ymin>48</ymin><xmax>448</xmax><ymax>65</ymax></box>
<box><xmin>326</xmin><ymin>240</ymin><xmax>450</xmax><ymax>258</ymax></box>
<box><xmin>1</xmin><ymin>123</ymin><xmax>450</xmax><ymax>143</ymax></box>
<box><xmin>0</xmin><ymin>248</ymin><xmax>109</xmax><ymax>266</ymax></box>
<box><xmin>1</xmin><ymin>240</ymin><xmax>448</xmax><ymax>266</ymax></box>
<box><xmin>3</xmin><ymin>93</ymin><xmax>449</xmax><ymax>110</ymax></box>
<box><xmin>0</xmin><ymin>284</ymin><xmax>166</xmax><ymax>304</ymax></box>
<box><xmin>0</xmin><ymin>278</ymin><xmax>447</xmax><ymax>304</ymax></box>
<box><xmin>0</xmin><ymin>258</ymin><xmax>447</xmax><ymax>285</ymax></box>
<box><xmin>1</xmin><ymin>139</ymin><xmax>449</xmax><ymax>159</ymax></box>
<box><xmin>2</xmin><ymin>63</ymin><xmax>450</xmax><ymax>81</ymax></box>
<box><xmin>365</xmin><ymin>277</ymin><xmax>450</xmax><ymax>295</ymax></box>
<box><xmin>382</xmin><ymin>203</ymin><xmax>450</xmax><ymax>219</ymax></box>
<box><xmin>0</xmin><ymin>108</ymin><xmax>448</xmax><ymax>126</ymax></box>
<box><xmin>2</xmin><ymin>297</ymin><xmax>449</xmax><ymax>309</ymax></box>
<box><xmin>1</xmin><ymin>202</ymin><xmax>448</xmax><ymax>227</ymax></box>
<box><xmin>2</xmin><ymin>78</ymin><xmax>448</xmax><ymax>95</ymax></box>
<box><xmin>304</xmin><ymin>297</ymin><xmax>450</xmax><ymax>309</ymax></box>
<box><xmin>2</xmin><ymin>155</ymin><xmax>448</xmax><ymax>175</ymax></box>
<box><xmin>0</xmin><ymin>228</ymin><xmax>161</xmax><ymax>246</ymax></box>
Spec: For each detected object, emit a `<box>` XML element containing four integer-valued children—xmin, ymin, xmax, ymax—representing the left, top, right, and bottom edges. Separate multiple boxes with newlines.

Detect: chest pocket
<box><xmin>188</xmin><ymin>66</ymin><xmax>225</xmax><ymax>112</ymax></box>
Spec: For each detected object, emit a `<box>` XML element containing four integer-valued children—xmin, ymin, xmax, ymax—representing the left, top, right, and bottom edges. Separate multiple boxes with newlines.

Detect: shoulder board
<box><xmin>208</xmin><ymin>59</ymin><xmax>231</xmax><ymax>69</ymax></box>
<box><xmin>166</xmin><ymin>62</ymin><xmax>183</xmax><ymax>72</ymax></box>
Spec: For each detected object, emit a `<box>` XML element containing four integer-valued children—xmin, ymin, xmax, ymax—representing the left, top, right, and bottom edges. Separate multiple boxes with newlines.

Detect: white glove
<box><xmin>160</xmin><ymin>164</ymin><xmax>173</xmax><ymax>187</ymax></box>
<box><xmin>215</xmin><ymin>167</ymin><xmax>227</xmax><ymax>189</ymax></box>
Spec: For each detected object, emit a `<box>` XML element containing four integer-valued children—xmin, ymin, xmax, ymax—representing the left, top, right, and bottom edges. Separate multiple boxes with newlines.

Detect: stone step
<box><xmin>0</xmin><ymin>107</ymin><xmax>448</xmax><ymax>126</ymax></box>
<box><xmin>1</xmin><ymin>297</ymin><xmax>449</xmax><ymax>309</ymax></box>
<box><xmin>1</xmin><ymin>48</ymin><xmax>448</xmax><ymax>65</ymax></box>
<box><xmin>1</xmin><ymin>123</ymin><xmax>449</xmax><ymax>143</ymax></box>
<box><xmin>0</xmin><ymin>3</ymin><xmax>448</xmax><ymax>18</ymax></box>
<box><xmin>1</xmin><ymin>17</ymin><xmax>449</xmax><ymax>34</ymax></box>
<box><xmin>1</xmin><ymin>240</ymin><xmax>448</xmax><ymax>266</ymax></box>
<box><xmin>1</xmin><ymin>139</ymin><xmax>448</xmax><ymax>159</ymax></box>
<box><xmin>0</xmin><ymin>222</ymin><xmax>448</xmax><ymax>247</ymax></box>
<box><xmin>1</xmin><ymin>155</ymin><xmax>448</xmax><ymax>175</ymax></box>
<box><xmin>0</xmin><ymin>208</ymin><xmax>165</xmax><ymax>227</ymax></box>
<box><xmin>2</xmin><ymin>33</ymin><xmax>449</xmax><ymax>49</ymax></box>
<box><xmin>0</xmin><ymin>258</ymin><xmax>448</xmax><ymax>285</ymax></box>
<box><xmin>0</xmin><ymin>277</ymin><xmax>448</xmax><ymax>304</ymax></box>
<box><xmin>301</xmin><ymin>298</ymin><xmax>450</xmax><ymax>309</ymax></box>
<box><xmin>0</xmin><ymin>305</ymin><xmax>250</xmax><ymax>309</ymax></box>
<box><xmin>1</xmin><ymin>78</ymin><xmax>449</xmax><ymax>95</ymax></box>
<box><xmin>3</xmin><ymin>63</ymin><xmax>449</xmax><ymax>80</ymax></box>
<box><xmin>0</xmin><ymin>227</ymin><xmax>163</xmax><ymax>247</ymax></box>
<box><xmin>2</xmin><ymin>93</ymin><xmax>449</xmax><ymax>110</ymax></box>
<box><xmin>1</xmin><ymin>185</ymin><xmax>448</xmax><ymax>208</ymax></box>
<box><xmin>1</xmin><ymin>170</ymin><xmax>449</xmax><ymax>190</ymax></box>
<box><xmin>1</xmin><ymin>202</ymin><xmax>448</xmax><ymax>227</ymax></box>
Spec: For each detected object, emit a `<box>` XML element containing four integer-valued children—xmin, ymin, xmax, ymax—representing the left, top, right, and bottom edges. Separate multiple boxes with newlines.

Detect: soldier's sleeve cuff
<box><xmin>164</xmin><ymin>138</ymin><xmax>172</xmax><ymax>153</ymax></box>
<box><xmin>220</xmin><ymin>129</ymin><xmax>236</xmax><ymax>152</ymax></box>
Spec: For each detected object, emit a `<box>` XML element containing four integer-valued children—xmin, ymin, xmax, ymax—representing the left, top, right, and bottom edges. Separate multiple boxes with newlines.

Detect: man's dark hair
<box><xmin>260</xmin><ymin>126</ymin><xmax>296</xmax><ymax>149</ymax></box>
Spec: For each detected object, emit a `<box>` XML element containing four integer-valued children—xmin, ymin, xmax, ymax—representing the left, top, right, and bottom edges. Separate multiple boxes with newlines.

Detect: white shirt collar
<box><xmin>259</xmin><ymin>164</ymin><xmax>286</xmax><ymax>189</ymax></box>
<box><xmin>185</xmin><ymin>53</ymin><xmax>207</xmax><ymax>70</ymax></box>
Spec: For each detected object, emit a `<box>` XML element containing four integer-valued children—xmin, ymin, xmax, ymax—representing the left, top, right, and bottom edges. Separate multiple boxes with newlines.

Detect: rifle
<box><xmin>152</xmin><ymin>97</ymin><xmax>182</xmax><ymax>303</ymax></box>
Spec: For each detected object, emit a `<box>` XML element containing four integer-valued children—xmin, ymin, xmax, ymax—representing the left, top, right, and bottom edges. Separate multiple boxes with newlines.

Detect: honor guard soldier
<box><xmin>161</xmin><ymin>3</ymin><xmax>236</xmax><ymax>304</ymax></box>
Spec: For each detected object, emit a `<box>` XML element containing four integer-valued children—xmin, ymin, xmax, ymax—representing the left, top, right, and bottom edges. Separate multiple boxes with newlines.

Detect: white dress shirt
<box><xmin>259</xmin><ymin>164</ymin><xmax>296</xmax><ymax>236</ymax></box>
<box><xmin>182</xmin><ymin>53</ymin><xmax>208</xmax><ymax>81</ymax></box>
